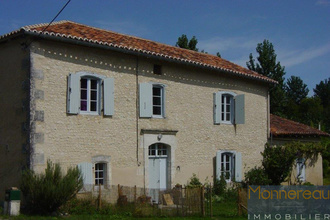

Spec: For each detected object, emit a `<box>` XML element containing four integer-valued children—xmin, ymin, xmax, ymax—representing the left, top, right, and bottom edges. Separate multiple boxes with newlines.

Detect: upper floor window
<box><xmin>139</xmin><ymin>83</ymin><xmax>166</xmax><ymax>118</ymax></box>
<box><xmin>152</xmin><ymin>85</ymin><xmax>164</xmax><ymax>117</ymax></box>
<box><xmin>80</xmin><ymin>78</ymin><xmax>100</xmax><ymax>114</ymax></box>
<box><xmin>214</xmin><ymin>91</ymin><xmax>245</xmax><ymax>125</ymax></box>
<box><xmin>67</xmin><ymin>72</ymin><xmax>114</xmax><ymax>116</ymax></box>
<box><xmin>221</xmin><ymin>94</ymin><xmax>234</xmax><ymax>123</ymax></box>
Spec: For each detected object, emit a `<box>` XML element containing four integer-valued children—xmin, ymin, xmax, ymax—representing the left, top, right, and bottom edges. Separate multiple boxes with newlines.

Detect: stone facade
<box><xmin>1</xmin><ymin>36</ymin><xmax>271</xmax><ymax>201</ymax></box>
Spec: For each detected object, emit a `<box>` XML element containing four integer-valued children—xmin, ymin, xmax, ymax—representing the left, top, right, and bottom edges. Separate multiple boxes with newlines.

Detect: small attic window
<box><xmin>153</xmin><ymin>65</ymin><xmax>162</xmax><ymax>75</ymax></box>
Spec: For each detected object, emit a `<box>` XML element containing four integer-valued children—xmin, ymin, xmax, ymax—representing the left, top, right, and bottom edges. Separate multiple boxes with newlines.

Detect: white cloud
<box><xmin>316</xmin><ymin>0</ymin><xmax>330</xmax><ymax>5</ymax></box>
<box><xmin>198</xmin><ymin>37</ymin><xmax>261</xmax><ymax>54</ymax></box>
<box><xmin>278</xmin><ymin>43</ymin><xmax>330</xmax><ymax>67</ymax></box>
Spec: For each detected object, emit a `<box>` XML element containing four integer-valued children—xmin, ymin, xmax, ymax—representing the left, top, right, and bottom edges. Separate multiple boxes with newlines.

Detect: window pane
<box><xmin>226</xmin><ymin>96</ymin><xmax>231</xmax><ymax>104</ymax></box>
<box><xmin>153</xmin><ymin>97</ymin><xmax>161</xmax><ymax>105</ymax></box>
<box><xmin>99</xmin><ymin>179</ymin><xmax>103</xmax><ymax>185</ymax></box>
<box><xmin>153</xmin><ymin>106</ymin><xmax>161</xmax><ymax>115</ymax></box>
<box><xmin>91</xmin><ymin>101</ymin><xmax>97</xmax><ymax>111</ymax></box>
<box><xmin>81</xmin><ymin>101</ymin><xmax>87</xmax><ymax>111</ymax></box>
<box><xmin>153</xmin><ymin>87</ymin><xmax>161</xmax><ymax>96</ymax></box>
<box><xmin>222</xmin><ymin>96</ymin><xmax>225</xmax><ymax>103</ymax></box>
<box><xmin>81</xmin><ymin>78</ymin><xmax>87</xmax><ymax>88</ymax></box>
<box><xmin>81</xmin><ymin>90</ymin><xmax>87</xmax><ymax>99</ymax></box>
<box><xmin>226</xmin><ymin>104</ymin><xmax>230</xmax><ymax>112</ymax></box>
<box><xmin>91</xmin><ymin>91</ymin><xmax>97</xmax><ymax>100</ymax></box>
<box><xmin>226</xmin><ymin>113</ymin><xmax>230</xmax><ymax>121</ymax></box>
<box><xmin>91</xmin><ymin>80</ymin><xmax>97</xmax><ymax>89</ymax></box>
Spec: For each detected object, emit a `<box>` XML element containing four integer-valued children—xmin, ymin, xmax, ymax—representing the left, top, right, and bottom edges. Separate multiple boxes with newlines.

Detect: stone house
<box><xmin>0</xmin><ymin>20</ymin><xmax>294</xmax><ymax>203</ymax></box>
<box><xmin>270</xmin><ymin>114</ymin><xmax>329</xmax><ymax>185</ymax></box>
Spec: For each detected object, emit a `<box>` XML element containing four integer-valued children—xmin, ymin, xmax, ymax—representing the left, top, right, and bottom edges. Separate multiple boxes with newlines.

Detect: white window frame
<box><xmin>152</xmin><ymin>85</ymin><xmax>165</xmax><ymax>118</ymax></box>
<box><xmin>216</xmin><ymin>150</ymin><xmax>242</xmax><ymax>182</ymax></box>
<box><xmin>148</xmin><ymin>143</ymin><xmax>168</xmax><ymax>158</ymax></box>
<box><xmin>219</xmin><ymin>91</ymin><xmax>236</xmax><ymax>124</ymax></box>
<box><xmin>80</xmin><ymin>77</ymin><xmax>101</xmax><ymax>115</ymax></box>
<box><xmin>94</xmin><ymin>162</ymin><xmax>106</xmax><ymax>186</ymax></box>
<box><xmin>221</xmin><ymin>152</ymin><xmax>235</xmax><ymax>182</ymax></box>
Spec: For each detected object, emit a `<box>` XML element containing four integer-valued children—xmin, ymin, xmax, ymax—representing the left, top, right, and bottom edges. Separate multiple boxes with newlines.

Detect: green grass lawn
<box><xmin>324</xmin><ymin>177</ymin><xmax>330</xmax><ymax>185</ymax></box>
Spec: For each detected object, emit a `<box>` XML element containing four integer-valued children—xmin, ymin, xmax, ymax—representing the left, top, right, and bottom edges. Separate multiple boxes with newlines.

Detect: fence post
<box><xmin>238</xmin><ymin>187</ymin><xmax>241</xmax><ymax>216</ymax></box>
<box><xmin>201</xmin><ymin>186</ymin><xmax>205</xmax><ymax>216</ymax></box>
<box><xmin>181</xmin><ymin>186</ymin><xmax>184</xmax><ymax>216</ymax></box>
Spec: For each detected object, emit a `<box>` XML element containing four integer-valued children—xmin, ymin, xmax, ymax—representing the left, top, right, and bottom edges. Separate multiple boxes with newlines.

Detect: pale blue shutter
<box><xmin>216</xmin><ymin>150</ymin><xmax>224</xmax><ymax>180</ymax></box>
<box><xmin>235</xmin><ymin>94</ymin><xmax>245</xmax><ymax>124</ymax></box>
<box><xmin>67</xmin><ymin>73</ymin><xmax>80</xmax><ymax>114</ymax></box>
<box><xmin>214</xmin><ymin>92</ymin><xmax>221</xmax><ymax>124</ymax></box>
<box><xmin>78</xmin><ymin>162</ymin><xmax>93</xmax><ymax>191</ymax></box>
<box><xmin>235</xmin><ymin>152</ymin><xmax>242</xmax><ymax>182</ymax></box>
<box><xmin>103</xmin><ymin>78</ymin><xmax>114</xmax><ymax>116</ymax></box>
<box><xmin>139</xmin><ymin>83</ymin><xmax>152</xmax><ymax>118</ymax></box>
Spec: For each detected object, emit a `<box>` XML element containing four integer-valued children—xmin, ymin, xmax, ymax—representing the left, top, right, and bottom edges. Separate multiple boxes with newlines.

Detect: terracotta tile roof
<box><xmin>270</xmin><ymin>114</ymin><xmax>330</xmax><ymax>137</ymax></box>
<box><xmin>1</xmin><ymin>20</ymin><xmax>276</xmax><ymax>84</ymax></box>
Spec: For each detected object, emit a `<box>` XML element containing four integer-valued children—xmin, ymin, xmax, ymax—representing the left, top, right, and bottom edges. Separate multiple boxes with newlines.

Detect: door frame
<box><xmin>141</xmin><ymin>130</ymin><xmax>177</xmax><ymax>191</ymax></box>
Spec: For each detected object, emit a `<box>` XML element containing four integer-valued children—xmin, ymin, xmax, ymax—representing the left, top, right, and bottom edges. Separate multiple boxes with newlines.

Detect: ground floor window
<box><xmin>296</xmin><ymin>158</ymin><xmax>306</xmax><ymax>182</ymax></box>
<box><xmin>216</xmin><ymin>150</ymin><xmax>242</xmax><ymax>182</ymax></box>
<box><xmin>95</xmin><ymin>163</ymin><xmax>106</xmax><ymax>185</ymax></box>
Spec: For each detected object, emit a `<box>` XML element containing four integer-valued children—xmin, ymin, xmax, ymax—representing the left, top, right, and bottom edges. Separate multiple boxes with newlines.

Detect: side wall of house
<box><xmin>0</xmin><ymin>38</ymin><xmax>30</xmax><ymax>201</ymax></box>
<box><xmin>29</xmin><ymin>40</ymin><xmax>269</xmax><ymax>191</ymax></box>
<box><xmin>270</xmin><ymin>138</ymin><xmax>323</xmax><ymax>185</ymax></box>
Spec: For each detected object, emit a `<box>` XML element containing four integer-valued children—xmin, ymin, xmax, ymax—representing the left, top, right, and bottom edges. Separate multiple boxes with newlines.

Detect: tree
<box><xmin>298</xmin><ymin>97</ymin><xmax>323</xmax><ymax>128</ymax></box>
<box><xmin>246</xmin><ymin>40</ymin><xmax>286</xmax><ymax>115</ymax></box>
<box><xmin>261</xmin><ymin>142</ymin><xmax>323</xmax><ymax>185</ymax></box>
<box><xmin>314</xmin><ymin>78</ymin><xmax>330</xmax><ymax>132</ymax></box>
<box><xmin>176</xmin><ymin>34</ymin><xmax>198</xmax><ymax>51</ymax></box>
<box><xmin>314</xmin><ymin>77</ymin><xmax>330</xmax><ymax>107</ymax></box>
<box><xmin>286</xmin><ymin>76</ymin><xmax>309</xmax><ymax>105</ymax></box>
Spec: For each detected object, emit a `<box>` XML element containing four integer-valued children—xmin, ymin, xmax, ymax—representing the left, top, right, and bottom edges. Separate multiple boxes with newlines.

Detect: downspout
<box><xmin>267</xmin><ymin>91</ymin><xmax>271</xmax><ymax>145</ymax></box>
<box><xmin>136</xmin><ymin>56</ymin><xmax>140</xmax><ymax>165</ymax></box>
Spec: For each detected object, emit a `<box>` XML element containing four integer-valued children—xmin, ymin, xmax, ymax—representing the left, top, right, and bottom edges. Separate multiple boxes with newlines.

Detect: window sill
<box><xmin>79</xmin><ymin>112</ymin><xmax>101</xmax><ymax>116</ymax></box>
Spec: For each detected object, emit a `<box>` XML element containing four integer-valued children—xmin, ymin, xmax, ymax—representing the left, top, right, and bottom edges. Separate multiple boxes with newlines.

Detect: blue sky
<box><xmin>1</xmin><ymin>0</ymin><xmax>329</xmax><ymax>95</ymax></box>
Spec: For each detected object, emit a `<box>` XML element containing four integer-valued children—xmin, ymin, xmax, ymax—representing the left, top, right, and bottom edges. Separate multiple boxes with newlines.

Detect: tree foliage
<box><xmin>262</xmin><ymin>142</ymin><xmax>323</xmax><ymax>185</ymax></box>
<box><xmin>246</xmin><ymin>39</ymin><xmax>286</xmax><ymax>115</ymax></box>
<box><xmin>314</xmin><ymin>78</ymin><xmax>330</xmax><ymax>133</ymax></box>
<box><xmin>176</xmin><ymin>34</ymin><xmax>198</xmax><ymax>51</ymax></box>
<box><xmin>314</xmin><ymin>77</ymin><xmax>330</xmax><ymax>107</ymax></box>
<box><xmin>21</xmin><ymin>160</ymin><xmax>83</xmax><ymax>214</ymax></box>
<box><xmin>243</xmin><ymin>142</ymin><xmax>324</xmax><ymax>186</ymax></box>
<box><xmin>286</xmin><ymin>76</ymin><xmax>309</xmax><ymax>105</ymax></box>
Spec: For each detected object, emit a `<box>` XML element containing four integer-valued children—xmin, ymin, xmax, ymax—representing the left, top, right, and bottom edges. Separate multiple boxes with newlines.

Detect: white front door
<box><xmin>148</xmin><ymin>144</ymin><xmax>168</xmax><ymax>203</ymax></box>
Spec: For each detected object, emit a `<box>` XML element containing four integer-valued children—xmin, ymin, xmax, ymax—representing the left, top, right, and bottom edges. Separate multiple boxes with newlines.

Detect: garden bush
<box><xmin>20</xmin><ymin>160</ymin><xmax>83</xmax><ymax>214</ymax></box>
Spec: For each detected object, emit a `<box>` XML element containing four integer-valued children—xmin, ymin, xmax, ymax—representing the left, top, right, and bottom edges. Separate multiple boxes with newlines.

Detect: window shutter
<box><xmin>297</xmin><ymin>158</ymin><xmax>306</xmax><ymax>181</ymax></box>
<box><xmin>78</xmin><ymin>162</ymin><xmax>93</xmax><ymax>190</ymax></box>
<box><xmin>235</xmin><ymin>152</ymin><xmax>242</xmax><ymax>182</ymax></box>
<box><xmin>67</xmin><ymin>73</ymin><xmax>80</xmax><ymax>114</ymax></box>
<box><xmin>216</xmin><ymin>150</ymin><xmax>224</xmax><ymax>180</ymax></box>
<box><xmin>235</xmin><ymin>94</ymin><xmax>245</xmax><ymax>124</ymax></box>
<box><xmin>103</xmin><ymin>78</ymin><xmax>114</xmax><ymax>116</ymax></box>
<box><xmin>139</xmin><ymin>83</ymin><xmax>152</xmax><ymax>118</ymax></box>
<box><xmin>214</xmin><ymin>92</ymin><xmax>221</xmax><ymax>124</ymax></box>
